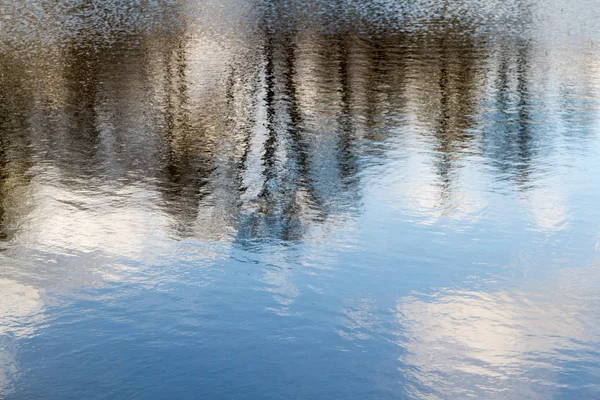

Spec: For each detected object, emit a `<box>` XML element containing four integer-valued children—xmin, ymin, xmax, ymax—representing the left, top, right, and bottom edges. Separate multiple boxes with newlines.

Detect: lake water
<box><xmin>1</xmin><ymin>0</ymin><xmax>600</xmax><ymax>398</ymax></box>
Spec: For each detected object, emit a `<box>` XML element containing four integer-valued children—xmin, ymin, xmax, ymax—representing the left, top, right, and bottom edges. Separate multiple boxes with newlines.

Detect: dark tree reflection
<box><xmin>0</xmin><ymin>54</ymin><xmax>33</xmax><ymax>242</ymax></box>
<box><xmin>159</xmin><ymin>33</ymin><xmax>216</xmax><ymax>236</ymax></box>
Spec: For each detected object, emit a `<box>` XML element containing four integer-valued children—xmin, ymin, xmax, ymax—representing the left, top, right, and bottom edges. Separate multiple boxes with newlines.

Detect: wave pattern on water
<box><xmin>0</xmin><ymin>0</ymin><xmax>600</xmax><ymax>398</ymax></box>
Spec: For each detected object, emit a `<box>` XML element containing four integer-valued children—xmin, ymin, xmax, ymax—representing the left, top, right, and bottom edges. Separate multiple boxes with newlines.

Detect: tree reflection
<box><xmin>483</xmin><ymin>40</ymin><xmax>538</xmax><ymax>190</ymax></box>
<box><xmin>0</xmin><ymin>0</ymin><xmax>596</xmax><ymax>244</ymax></box>
<box><xmin>0</xmin><ymin>54</ymin><xmax>33</xmax><ymax>242</ymax></box>
<box><xmin>159</xmin><ymin>33</ymin><xmax>215</xmax><ymax>236</ymax></box>
<box><xmin>424</xmin><ymin>30</ymin><xmax>482</xmax><ymax>205</ymax></box>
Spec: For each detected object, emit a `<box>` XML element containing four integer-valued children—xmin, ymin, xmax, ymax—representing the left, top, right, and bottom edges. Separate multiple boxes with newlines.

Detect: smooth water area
<box><xmin>1</xmin><ymin>0</ymin><xmax>600</xmax><ymax>398</ymax></box>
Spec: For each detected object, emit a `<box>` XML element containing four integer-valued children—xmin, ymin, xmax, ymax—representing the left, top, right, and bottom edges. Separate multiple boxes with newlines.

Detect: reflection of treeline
<box><xmin>0</xmin><ymin>7</ymin><xmax>596</xmax><ymax>241</ymax></box>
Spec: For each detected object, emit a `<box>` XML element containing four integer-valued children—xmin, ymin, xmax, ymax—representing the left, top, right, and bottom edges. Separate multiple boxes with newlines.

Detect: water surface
<box><xmin>1</xmin><ymin>0</ymin><xmax>600</xmax><ymax>398</ymax></box>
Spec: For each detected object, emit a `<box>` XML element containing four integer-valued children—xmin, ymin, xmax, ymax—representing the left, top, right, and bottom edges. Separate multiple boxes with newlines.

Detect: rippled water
<box><xmin>1</xmin><ymin>0</ymin><xmax>600</xmax><ymax>398</ymax></box>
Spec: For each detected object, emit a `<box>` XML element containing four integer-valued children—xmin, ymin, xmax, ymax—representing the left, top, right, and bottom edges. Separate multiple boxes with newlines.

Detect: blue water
<box><xmin>1</xmin><ymin>0</ymin><xmax>600</xmax><ymax>398</ymax></box>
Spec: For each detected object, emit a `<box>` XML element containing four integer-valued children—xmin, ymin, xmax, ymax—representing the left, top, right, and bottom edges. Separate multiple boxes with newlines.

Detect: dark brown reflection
<box><xmin>0</xmin><ymin>54</ymin><xmax>34</xmax><ymax>242</ymax></box>
<box><xmin>61</xmin><ymin>43</ymin><xmax>102</xmax><ymax>172</ymax></box>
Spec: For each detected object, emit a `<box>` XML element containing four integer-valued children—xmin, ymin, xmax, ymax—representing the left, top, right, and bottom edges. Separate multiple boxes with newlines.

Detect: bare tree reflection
<box><xmin>159</xmin><ymin>33</ymin><xmax>217</xmax><ymax>236</ymax></box>
<box><xmin>0</xmin><ymin>0</ymin><xmax>596</xmax><ymax>245</ymax></box>
<box><xmin>482</xmin><ymin>40</ymin><xmax>537</xmax><ymax>190</ymax></box>
<box><xmin>0</xmin><ymin>54</ymin><xmax>33</xmax><ymax>242</ymax></box>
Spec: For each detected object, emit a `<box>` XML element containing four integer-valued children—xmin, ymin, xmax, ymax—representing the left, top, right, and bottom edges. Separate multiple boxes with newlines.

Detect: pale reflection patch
<box><xmin>395</xmin><ymin>269</ymin><xmax>600</xmax><ymax>398</ymax></box>
<box><xmin>22</xmin><ymin>174</ymin><xmax>168</xmax><ymax>260</ymax></box>
<box><xmin>525</xmin><ymin>184</ymin><xmax>570</xmax><ymax>232</ymax></box>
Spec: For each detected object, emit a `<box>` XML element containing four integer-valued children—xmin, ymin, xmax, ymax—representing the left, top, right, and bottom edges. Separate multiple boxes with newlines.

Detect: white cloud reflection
<box><xmin>394</xmin><ymin>267</ymin><xmax>600</xmax><ymax>399</ymax></box>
